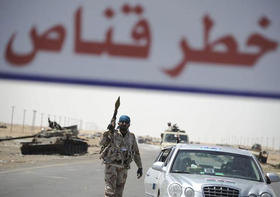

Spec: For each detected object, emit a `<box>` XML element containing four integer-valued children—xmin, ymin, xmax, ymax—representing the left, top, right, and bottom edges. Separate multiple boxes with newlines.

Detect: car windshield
<box><xmin>171</xmin><ymin>150</ymin><xmax>262</xmax><ymax>182</ymax></box>
<box><xmin>179</xmin><ymin>135</ymin><xmax>188</xmax><ymax>143</ymax></box>
<box><xmin>164</xmin><ymin>134</ymin><xmax>188</xmax><ymax>143</ymax></box>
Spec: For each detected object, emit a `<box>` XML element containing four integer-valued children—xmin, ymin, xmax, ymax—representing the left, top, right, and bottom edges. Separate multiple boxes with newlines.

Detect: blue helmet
<box><xmin>119</xmin><ymin>115</ymin><xmax>130</xmax><ymax>124</ymax></box>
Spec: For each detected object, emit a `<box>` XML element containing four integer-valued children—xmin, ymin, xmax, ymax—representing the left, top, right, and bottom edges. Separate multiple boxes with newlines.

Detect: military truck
<box><xmin>0</xmin><ymin>119</ymin><xmax>88</xmax><ymax>155</ymax></box>
<box><xmin>160</xmin><ymin>123</ymin><xmax>189</xmax><ymax>149</ymax></box>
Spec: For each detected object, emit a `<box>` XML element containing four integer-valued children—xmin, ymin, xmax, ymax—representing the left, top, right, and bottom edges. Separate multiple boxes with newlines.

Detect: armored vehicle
<box><xmin>160</xmin><ymin>123</ymin><xmax>189</xmax><ymax>150</ymax></box>
<box><xmin>0</xmin><ymin>119</ymin><xmax>88</xmax><ymax>155</ymax></box>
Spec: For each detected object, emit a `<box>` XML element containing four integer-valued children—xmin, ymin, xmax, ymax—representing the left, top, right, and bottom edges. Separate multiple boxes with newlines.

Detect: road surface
<box><xmin>0</xmin><ymin>144</ymin><xmax>279</xmax><ymax>197</ymax></box>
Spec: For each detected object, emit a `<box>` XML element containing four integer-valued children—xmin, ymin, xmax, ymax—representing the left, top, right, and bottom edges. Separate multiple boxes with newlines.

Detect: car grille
<box><xmin>203</xmin><ymin>186</ymin><xmax>239</xmax><ymax>197</ymax></box>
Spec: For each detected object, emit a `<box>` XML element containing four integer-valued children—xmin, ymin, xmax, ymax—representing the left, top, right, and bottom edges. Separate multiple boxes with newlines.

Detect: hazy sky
<box><xmin>1</xmin><ymin>79</ymin><xmax>280</xmax><ymax>148</ymax></box>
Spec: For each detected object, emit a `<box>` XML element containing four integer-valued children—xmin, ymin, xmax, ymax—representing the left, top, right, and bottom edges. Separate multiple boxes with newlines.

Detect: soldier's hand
<box><xmin>107</xmin><ymin>119</ymin><xmax>116</xmax><ymax>131</ymax></box>
<box><xmin>107</xmin><ymin>123</ymin><xmax>114</xmax><ymax>131</ymax></box>
<box><xmin>137</xmin><ymin>168</ymin><xmax>143</xmax><ymax>179</ymax></box>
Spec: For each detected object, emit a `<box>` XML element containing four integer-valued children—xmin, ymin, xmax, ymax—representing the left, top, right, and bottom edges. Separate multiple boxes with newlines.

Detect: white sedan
<box><xmin>144</xmin><ymin>144</ymin><xmax>280</xmax><ymax>197</ymax></box>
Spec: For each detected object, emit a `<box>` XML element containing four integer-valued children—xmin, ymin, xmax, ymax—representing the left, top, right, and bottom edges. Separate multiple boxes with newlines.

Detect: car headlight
<box><xmin>249</xmin><ymin>195</ymin><xmax>257</xmax><ymax>197</ymax></box>
<box><xmin>184</xmin><ymin>187</ymin><xmax>194</xmax><ymax>197</ymax></box>
<box><xmin>261</xmin><ymin>193</ymin><xmax>272</xmax><ymax>197</ymax></box>
<box><xmin>168</xmin><ymin>183</ymin><xmax>182</xmax><ymax>197</ymax></box>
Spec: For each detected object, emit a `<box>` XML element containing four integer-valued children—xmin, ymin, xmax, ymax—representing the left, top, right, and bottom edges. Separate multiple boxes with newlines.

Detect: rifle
<box><xmin>100</xmin><ymin>97</ymin><xmax>120</xmax><ymax>155</ymax></box>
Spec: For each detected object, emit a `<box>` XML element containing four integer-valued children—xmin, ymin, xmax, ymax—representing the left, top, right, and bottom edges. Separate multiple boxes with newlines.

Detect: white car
<box><xmin>144</xmin><ymin>144</ymin><xmax>280</xmax><ymax>197</ymax></box>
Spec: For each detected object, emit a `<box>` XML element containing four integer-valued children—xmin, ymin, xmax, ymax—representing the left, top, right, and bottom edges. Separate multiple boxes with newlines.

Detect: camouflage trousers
<box><xmin>104</xmin><ymin>164</ymin><xmax>128</xmax><ymax>197</ymax></box>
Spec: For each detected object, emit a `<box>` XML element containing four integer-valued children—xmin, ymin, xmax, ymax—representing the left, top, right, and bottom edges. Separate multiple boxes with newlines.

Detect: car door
<box><xmin>145</xmin><ymin>148</ymin><xmax>173</xmax><ymax>196</ymax></box>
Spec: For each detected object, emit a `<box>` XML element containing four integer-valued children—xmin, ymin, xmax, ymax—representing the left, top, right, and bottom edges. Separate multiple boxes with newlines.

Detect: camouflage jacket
<box><xmin>99</xmin><ymin>129</ymin><xmax>142</xmax><ymax>169</ymax></box>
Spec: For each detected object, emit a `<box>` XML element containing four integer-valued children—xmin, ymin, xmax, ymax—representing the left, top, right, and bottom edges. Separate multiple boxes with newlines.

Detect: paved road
<box><xmin>0</xmin><ymin>144</ymin><xmax>159</xmax><ymax>197</ymax></box>
<box><xmin>0</xmin><ymin>144</ymin><xmax>279</xmax><ymax>197</ymax></box>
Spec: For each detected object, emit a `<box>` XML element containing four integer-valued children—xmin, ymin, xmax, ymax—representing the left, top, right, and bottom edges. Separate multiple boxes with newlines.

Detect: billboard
<box><xmin>1</xmin><ymin>0</ymin><xmax>280</xmax><ymax>99</ymax></box>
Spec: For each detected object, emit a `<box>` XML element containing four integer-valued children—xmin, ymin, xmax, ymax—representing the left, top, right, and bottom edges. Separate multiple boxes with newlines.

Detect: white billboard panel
<box><xmin>1</xmin><ymin>0</ymin><xmax>280</xmax><ymax>99</ymax></box>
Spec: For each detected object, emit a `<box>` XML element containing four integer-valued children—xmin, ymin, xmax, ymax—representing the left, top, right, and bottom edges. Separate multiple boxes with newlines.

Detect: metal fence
<box><xmin>2</xmin><ymin>106</ymin><xmax>99</xmax><ymax>133</ymax></box>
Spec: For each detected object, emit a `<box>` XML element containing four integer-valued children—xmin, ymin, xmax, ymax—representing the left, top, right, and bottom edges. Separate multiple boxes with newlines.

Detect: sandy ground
<box><xmin>0</xmin><ymin>124</ymin><xmax>280</xmax><ymax>174</ymax></box>
<box><xmin>0</xmin><ymin>124</ymin><xmax>101</xmax><ymax>171</ymax></box>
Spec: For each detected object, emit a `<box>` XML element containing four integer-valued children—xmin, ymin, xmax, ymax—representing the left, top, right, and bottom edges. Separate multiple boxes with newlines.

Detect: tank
<box><xmin>0</xmin><ymin>119</ymin><xmax>88</xmax><ymax>155</ymax></box>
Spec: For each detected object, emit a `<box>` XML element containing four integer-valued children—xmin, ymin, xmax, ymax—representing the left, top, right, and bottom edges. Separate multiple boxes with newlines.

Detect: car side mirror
<box><xmin>152</xmin><ymin>161</ymin><xmax>164</xmax><ymax>171</ymax></box>
<box><xmin>266</xmin><ymin>173</ymin><xmax>280</xmax><ymax>183</ymax></box>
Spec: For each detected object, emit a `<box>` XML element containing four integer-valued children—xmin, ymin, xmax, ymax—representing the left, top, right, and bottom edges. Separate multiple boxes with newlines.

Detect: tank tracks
<box><xmin>21</xmin><ymin>140</ymin><xmax>88</xmax><ymax>155</ymax></box>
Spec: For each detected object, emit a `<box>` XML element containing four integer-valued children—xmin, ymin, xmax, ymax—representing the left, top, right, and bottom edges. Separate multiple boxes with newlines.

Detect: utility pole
<box><xmin>10</xmin><ymin>105</ymin><xmax>15</xmax><ymax>133</ymax></box>
<box><xmin>272</xmin><ymin>137</ymin><xmax>275</xmax><ymax>151</ymax></box>
<box><xmin>22</xmin><ymin>109</ymin><xmax>26</xmax><ymax>133</ymax></box>
<box><xmin>40</xmin><ymin>113</ymin><xmax>44</xmax><ymax>129</ymax></box>
<box><xmin>266</xmin><ymin>137</ymin><xmax>269</xmax><ymax>149</ymax></box>
<box><xmin>31</xmin><ymin>110</ymin><xmax>37</xmax><ymax>132</ymax></box>
<box><xmin>80</xmin><ymin>119</ymin><xmax>83</xmax><ymax>130</ymax></box>
<box><xmin>278</xmin><ymin>137</ymin><xmax>280</xmax><ymax>151</ymax></box>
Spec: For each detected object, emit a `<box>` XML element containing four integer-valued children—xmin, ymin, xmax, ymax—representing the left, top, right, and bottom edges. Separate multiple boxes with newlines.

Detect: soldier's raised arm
<box><xmin>99</xmin><ymin>130</ymin><xmax>110</xmax><ymax>147</ymax></box>
<box><xmin>107</xmin><ymin>96</ymin><xmax>120</xmax><ymax>132</ymax></box>
<box><xmin>99</xmin><ymin>97</ymin><xmax>120</xmax><ymax>153</ymax></box>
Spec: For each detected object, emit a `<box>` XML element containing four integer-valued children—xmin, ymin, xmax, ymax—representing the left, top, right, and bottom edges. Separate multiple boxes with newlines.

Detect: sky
<box><xmin>1</xmin><ymin>79</ymin><xmax>280</xmax><ymax>149</ymax></box>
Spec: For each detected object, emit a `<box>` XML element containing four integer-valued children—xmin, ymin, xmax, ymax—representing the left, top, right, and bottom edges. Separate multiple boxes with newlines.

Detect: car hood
<box><xmin>167</xmin><ymin>173</ymin><xmax>274</xmax><ymax>196</ymax></box>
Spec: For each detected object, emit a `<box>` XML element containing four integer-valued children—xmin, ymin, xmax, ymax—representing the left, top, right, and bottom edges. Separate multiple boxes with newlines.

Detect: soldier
<box><xmin>100</xmin><ymin>115</ymin><xmax>143</xmax><ymax>197</ymax></box>
<box><xmin>167</xmin><ymin>122</ymin><xmax>172</xmax><ymax>131</ymax></box>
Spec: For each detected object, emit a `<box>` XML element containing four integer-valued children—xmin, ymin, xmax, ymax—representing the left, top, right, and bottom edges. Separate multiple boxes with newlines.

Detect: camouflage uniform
<box><xmin>100</xmin><ymin>129</ymin><xmax>142</xmax><ymax>197</ymax></box>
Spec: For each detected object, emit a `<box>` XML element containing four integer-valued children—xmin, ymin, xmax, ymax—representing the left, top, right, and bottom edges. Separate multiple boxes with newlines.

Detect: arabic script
<box><xmin>5</xmin><ymin>4</ymin><xmax>151</xmax><ymax>66</ymax></box>
<box><xmin>163</xmin><ymin>15</ymin><xmax>278</xmax><ymax>77</ymax></box>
